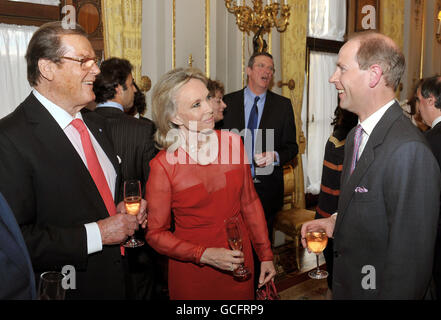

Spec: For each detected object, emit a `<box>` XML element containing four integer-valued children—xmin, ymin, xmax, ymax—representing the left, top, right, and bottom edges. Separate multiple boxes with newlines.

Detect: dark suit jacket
<box><xmin>0</xmin><ymin>93</ymin><xmax>125</xmax><ymax>299</ymax></box>
<box><xmin>333</xmin><ymin>102</ymin><xmax>440</xmax><ymax>299</ymax></box>
<box><xmin>424</xmin><ymin>122</ymin><xmax>441</xmax><ymax>299</ymax></box>
<box><xmin>95</xmin><ymin>107</ymin><xmax>156</xmax><ymax>200</ymax></box>
<box><xmin>0</xmin><ymin>192</ymin><xmax>36</xmax><ymax>299</ymax></box>
<box><xmin>221</xmin><ymin>89</ymin><xmax>298</xmax><ymax>217</ymax></box>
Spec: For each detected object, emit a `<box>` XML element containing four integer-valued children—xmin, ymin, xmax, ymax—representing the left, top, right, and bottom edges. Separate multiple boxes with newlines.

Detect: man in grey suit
<box><xmin>301</xmin><ymin>33</ymin><xmax>440</xmax><ymax>299</ymax></box>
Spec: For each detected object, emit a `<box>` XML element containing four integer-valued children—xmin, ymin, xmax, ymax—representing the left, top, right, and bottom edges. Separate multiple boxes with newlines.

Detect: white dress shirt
<box><xmin>432</xmin><ymin>115</ymin><xmax>441</xmax><ymax>128</ymax></box>
<box><xmin>32</xmin><ymin>89</ymin><xmax>117</xmax><ymax>254</ymax></box>
<box><xmin>357</xmin><ymin>99</ymin><xmax>396</xmax><ymax>160</ymax></box>
<box><xmin>332</xmin><ymin>99</ymin><xmax>396</xmax><ymax>219</ymax></box>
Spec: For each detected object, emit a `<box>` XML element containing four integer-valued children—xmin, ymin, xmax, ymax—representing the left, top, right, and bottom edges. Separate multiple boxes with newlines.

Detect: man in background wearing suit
<box><xmin>301</xmin><ymin>33</ymin><xmax>440</xmax><ymax>299</ymax></box>
<box><xmin>0</xmin><ymin>192</ymin><xmax>36</xmax><ymax>299</ymax></box>
<box><xmin>221</xmin><ymin>52</ymin><xmax>298</xmax><ymax>242</ymax></box>
<box><xmin>0</xmin><ymin>22</ymin><xmax>146</xmax><ymax>299</ymax></box>
<box><xmin>93</xmin><ymin>58</ymin><xmax>161</xmax><ymax>300</ymax></box>
<box><xmin>415</xmin><ymin>75</ymin><xmax>441</xmax><ymax>299</ymax></box>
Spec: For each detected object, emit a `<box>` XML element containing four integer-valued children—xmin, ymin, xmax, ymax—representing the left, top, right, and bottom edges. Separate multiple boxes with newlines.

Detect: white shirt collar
<box><xmin>359</xmin><ymin>99</ymin><xmax>396</xmax><ymax>137</ymax></box>
<box><xmin>32</xmin><ymin>89</ymin><xmax>83</xmax><ymax>129</ymax></box>
<box><xmin>431</xmin><ymin>115</ymin><xmax>441</xmax><ymax>128</ymax></box>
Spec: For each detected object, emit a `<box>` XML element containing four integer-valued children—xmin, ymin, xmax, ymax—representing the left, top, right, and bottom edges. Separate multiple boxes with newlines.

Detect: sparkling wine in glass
<box><xmin>252</xmin><ymin>156</ymin><xmax>261</xmax><ymax>184</ymax></box>
<box><xmin>225</xmin><ymin>217</ymin><xmax>251</xmax><ymax>280</ymax></box>
<box><xmin>306</xmin><ymin>230</ymin><xmax>328</xmax><ymax>279</ymax></box>
<box><xmin>38</xmin><ymin>271</ymin><xmax>66</xmax><ymax>300</ymax></box>
<box><xmin>123</xmin><ymin>179</ymin><xmax>144</xmax><ymax>248</ymax></box>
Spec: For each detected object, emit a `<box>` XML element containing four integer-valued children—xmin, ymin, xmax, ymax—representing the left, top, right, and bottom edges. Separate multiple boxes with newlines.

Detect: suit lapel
<box><xmin>82</xmin><ymin>112</ymin><xmax>119</xmax><ymax>173</ymax></box>
<box><xmin>236</xmin><ymin>89</ymin><xmax>246</xmax><ymax>130</ymax></box>
<box><xmin>335</xmin><ymin>102</ymin><xmax>403</xmax><ymax>234</ymax></box>
<box><xmin>23</xmin><ymin>95</ymin><xmax>110</xmax><ymax>217</ymax></box>
<box><xmin>258</xmin><ymin>90</ymin><xmax>272</xmax><ymax>130</ymax></box>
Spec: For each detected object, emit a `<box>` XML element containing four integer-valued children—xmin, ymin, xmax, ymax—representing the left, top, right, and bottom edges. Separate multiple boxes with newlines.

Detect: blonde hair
<box><xmin>151</xmin><ymin>67</ymin><xmax>207</xmax><ymax>150</ymax></box>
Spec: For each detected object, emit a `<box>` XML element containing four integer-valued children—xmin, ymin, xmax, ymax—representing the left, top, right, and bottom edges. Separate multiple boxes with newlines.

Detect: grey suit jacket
<box><xmin>333</xmin><ymin>102</ymin><xmax>441</xmax><ymax>299</ymax></box>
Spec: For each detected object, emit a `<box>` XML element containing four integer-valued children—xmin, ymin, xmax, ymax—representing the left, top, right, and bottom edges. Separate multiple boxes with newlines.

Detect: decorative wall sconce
<box><xmin>139</xmin><ymin>76</ymin><xmax>152</xmax><ymax>93</ymax></box>
<box><xmin>436</xmin><ymin>10</ymin><xmax>441</xmax><ymax>43</ymax></box>
<box><xmin>225</xmin><ymin>0</ymin><xmax>291</xmax><ymax>53</ymax></box>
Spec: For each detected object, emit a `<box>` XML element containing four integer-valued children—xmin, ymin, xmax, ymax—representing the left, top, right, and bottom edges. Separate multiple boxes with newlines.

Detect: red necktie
<box><xmin>71</xmin><ymin>119</ymin><xmax>124</xmax><ymax>255</ymax></box>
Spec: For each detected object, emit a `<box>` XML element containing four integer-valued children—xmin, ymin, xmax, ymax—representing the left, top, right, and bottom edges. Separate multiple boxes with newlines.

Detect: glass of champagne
<box><xmin>38</xmin><ymin>271</ymin><xmax>66</xmax><ymax>300</ymax></box>
<box><xmin>252</xmin><ymin>157</ymin><xmax>262</xmax><ymax>184</ymax></box>
<box><xmin>225</xmin><ymin>217</ymin><xmax>251</xmax><ymax>280</ymax></box>
<box><xmin>123</xmin><ymin>179</ymin><xmax>144</xmax><ymax>248</ymax></box>
<box><xmin>306</xmin><ymin>229</ymin><xmax>329</xmax><ymax>279</ymax></box>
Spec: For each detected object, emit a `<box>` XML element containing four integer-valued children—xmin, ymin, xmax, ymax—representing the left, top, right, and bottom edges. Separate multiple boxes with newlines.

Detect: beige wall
<box><xmin>141</xmin><ymin>0</ymin><xmax>283</xmax><ymax>118</ymax></box>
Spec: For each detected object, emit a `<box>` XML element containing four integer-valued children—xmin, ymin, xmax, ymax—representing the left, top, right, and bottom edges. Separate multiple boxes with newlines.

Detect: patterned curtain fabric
<box><xmin>101</xmin><ymin>0</ymin><xmax>143</xmax><ymax>84</ymax></box>
<box><xmin>380</xmin><ymin>0</ymin><xmax>404</xmax><ymax>50</ymax></box>
<box><xmin>281</xmin><ymin>0</ymin><xmax>308</xmax><ymax>209</ymax></box>
<box><xmin>308</xmin><ymin>0</ymin><xmax>346</xmax><ymax>41</ymax></box>
<box><xmin>380</xmin><ymin>0</ymin><xmax>404</xmax><ymax>97</ymax></box>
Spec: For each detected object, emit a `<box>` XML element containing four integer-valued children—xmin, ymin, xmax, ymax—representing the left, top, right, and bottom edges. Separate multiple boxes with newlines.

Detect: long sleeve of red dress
<box><xmin>240</xmin><ymin>152</ymin><xmax>274</xmax><ymax>262</ymax></box>
<box><xmin>145</xmin><ymin>131</ymin><xmax>273</xmax><ymax>265</ymax></box>
<box><xmin>145</xmin><ymin>154</ymin><xmax>206</xmax><ymax>264</ymax></box>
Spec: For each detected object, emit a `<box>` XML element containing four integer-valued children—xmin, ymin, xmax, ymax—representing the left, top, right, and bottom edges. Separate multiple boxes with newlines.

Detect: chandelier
<box><xmin>225</xmin><ymin>0</ymin><xmax>291</xmax><ymax>52</ymax></box>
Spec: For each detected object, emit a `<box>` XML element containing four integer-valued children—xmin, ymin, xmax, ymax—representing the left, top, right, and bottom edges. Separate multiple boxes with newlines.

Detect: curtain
<box><xmin>308</xmin><ymin>0</ymin><xmax>346</xmax><ymax>41</ymax></box>
<box><xmin>281</xmin><ymin>0</ymin><xmax>308</xmax><ymax>209</ymax></box>
<box><xmin>380</xmin><ymin>0</ymin><xmax>404</xmax><ymax>51</ymax></box>
<box><xmin>304</xmin><ymin>51</ymin><xmax>338</xmax><ymax>194</ymax></box>
<box><xmin>102</xmin><ymin>0</ymin><xmax>143</xmax><ymax>84</ymax></box>
<box><xmin>0</xmin><ymin>24</ymin><xmax>37</xmax><ymax>119</ymax></box>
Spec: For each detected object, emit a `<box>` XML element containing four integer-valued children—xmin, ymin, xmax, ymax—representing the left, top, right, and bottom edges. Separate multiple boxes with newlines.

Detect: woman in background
<box><xmin>207</xmin><ymin>79</ymin><xmax>227</xmax><ymax>128</ymax></box>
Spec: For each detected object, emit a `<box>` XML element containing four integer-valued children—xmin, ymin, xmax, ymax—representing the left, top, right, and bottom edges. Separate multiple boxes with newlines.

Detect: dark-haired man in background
<box><xmin>93</xmin><ymin>57</ymin><xmax>159</xmax><ymax>300</ymax></box>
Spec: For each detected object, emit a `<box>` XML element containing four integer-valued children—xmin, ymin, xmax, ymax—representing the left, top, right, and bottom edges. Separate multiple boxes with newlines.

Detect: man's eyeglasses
<box><xmin>254</xmin><ymin>63</ymin><xmax>275</xmax><ymax>73</ymax></box>
<box><xmin>60</xmin><ymin>56</ymin><xmax>99</xmax><ymax>70</ymax></box>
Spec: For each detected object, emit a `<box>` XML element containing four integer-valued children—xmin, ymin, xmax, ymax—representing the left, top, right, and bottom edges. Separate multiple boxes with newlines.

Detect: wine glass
<box><xmin>38</xmin><ymin>271</ymin><xmax>66</xmax><ymax>300</ymax></box>
<box><xmin>225</xmin><ymin>217</ymin><xmax>251</xmax><ymax>280</ymax></box>
<box><xmin>252</xmin><ymin>159</ymin><xmax>261</xmax><ymax>184</ymax></box>
<box><xmin>306</xmin><ymin>229</ymin><xmax>329</xmax><ymax>279</ymax></box>
<box><xmin>123</xmin><ymin>179</ymin><xmax>144</xmax><ymax>248</ymax></box>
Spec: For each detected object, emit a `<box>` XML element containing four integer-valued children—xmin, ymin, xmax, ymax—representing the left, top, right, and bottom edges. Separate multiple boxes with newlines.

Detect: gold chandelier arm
<box><xmin>224</xmin><ymin>0</ymin><xmax>291</xmax><ymax>51</ymax></box>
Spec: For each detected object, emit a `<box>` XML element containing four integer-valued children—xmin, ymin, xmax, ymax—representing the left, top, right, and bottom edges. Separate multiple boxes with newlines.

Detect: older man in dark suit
<box><xmin>301</xmin><ymin>33</ymin><xmax>440</xmax><ymax>299</ymax></box>
<box><xmin>0</xmin><ymin>192</ymin><xmax>36</xmax><ymax>299</ymax></box>
<box><xmin>221</xmin><ymin>52</ymin><xmax>298</xmax><ymax>241</ymax></box>
<box><xmin>0</xmin><ymin>22</ymin><xmax>146</xmax><ymax>299</ymax></box>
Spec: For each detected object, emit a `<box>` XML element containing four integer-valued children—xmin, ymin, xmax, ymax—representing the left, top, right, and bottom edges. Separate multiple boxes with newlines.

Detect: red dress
<box><xmin>145</xmin><ymin>130</ymin><xmax>273</xmax><ymax>300</ymax></box>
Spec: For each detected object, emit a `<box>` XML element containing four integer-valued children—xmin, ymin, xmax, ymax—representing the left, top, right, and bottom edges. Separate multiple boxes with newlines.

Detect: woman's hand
<box><xmin>200</xmin><ymin>248</ymin><xmax>244</xmax><ymax>271</ymax></box>
<box><xmin>258</xmin><ymin>261</ymin><xmax>277</xmax><ymax>288</ymax></box>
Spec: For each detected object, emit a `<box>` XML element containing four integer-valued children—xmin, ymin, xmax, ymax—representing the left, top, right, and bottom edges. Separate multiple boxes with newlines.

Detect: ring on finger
<box><xmin>230</xmin><ymin>263</ymin><xmax>234</xmax><ymax>271</ymax></box>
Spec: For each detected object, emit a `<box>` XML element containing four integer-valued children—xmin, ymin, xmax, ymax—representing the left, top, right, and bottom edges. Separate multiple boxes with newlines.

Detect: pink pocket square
<box><xmin>355</xmin><ymin>186</ymin><xmax>368</xmax><ymax>193</ymax></box>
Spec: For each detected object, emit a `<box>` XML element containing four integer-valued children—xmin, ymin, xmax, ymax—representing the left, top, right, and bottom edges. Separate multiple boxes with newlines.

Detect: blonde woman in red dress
<box><xmin>145</xmin><ymin>68</ymin><xmax>276</xmax><ymax>300</ymax></box>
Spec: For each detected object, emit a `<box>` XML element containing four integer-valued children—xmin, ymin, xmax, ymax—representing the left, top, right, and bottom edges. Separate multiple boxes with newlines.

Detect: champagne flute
<box><xmin>306</xmin><ymin>229</ymin><xmax>329</xmax><ymax>279</ymax></box>
<box><xmin>225</xmin><ymin>217</ymin><xmax>251</xmax><ymax>280</ymax></box>
<box><xmin>252</xmin><ymin>157</ymin><xmax>261</xmax><ymax>184</ymax></box>
<box><xmin>123</xmin><ymin>179</ymin><xmax>144</xmax><ymax>248</ymax></box>
<box><xmin>38</xmin><ymin>271</ymin><xmax>66</xmax><ymax>300</ymax></box>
